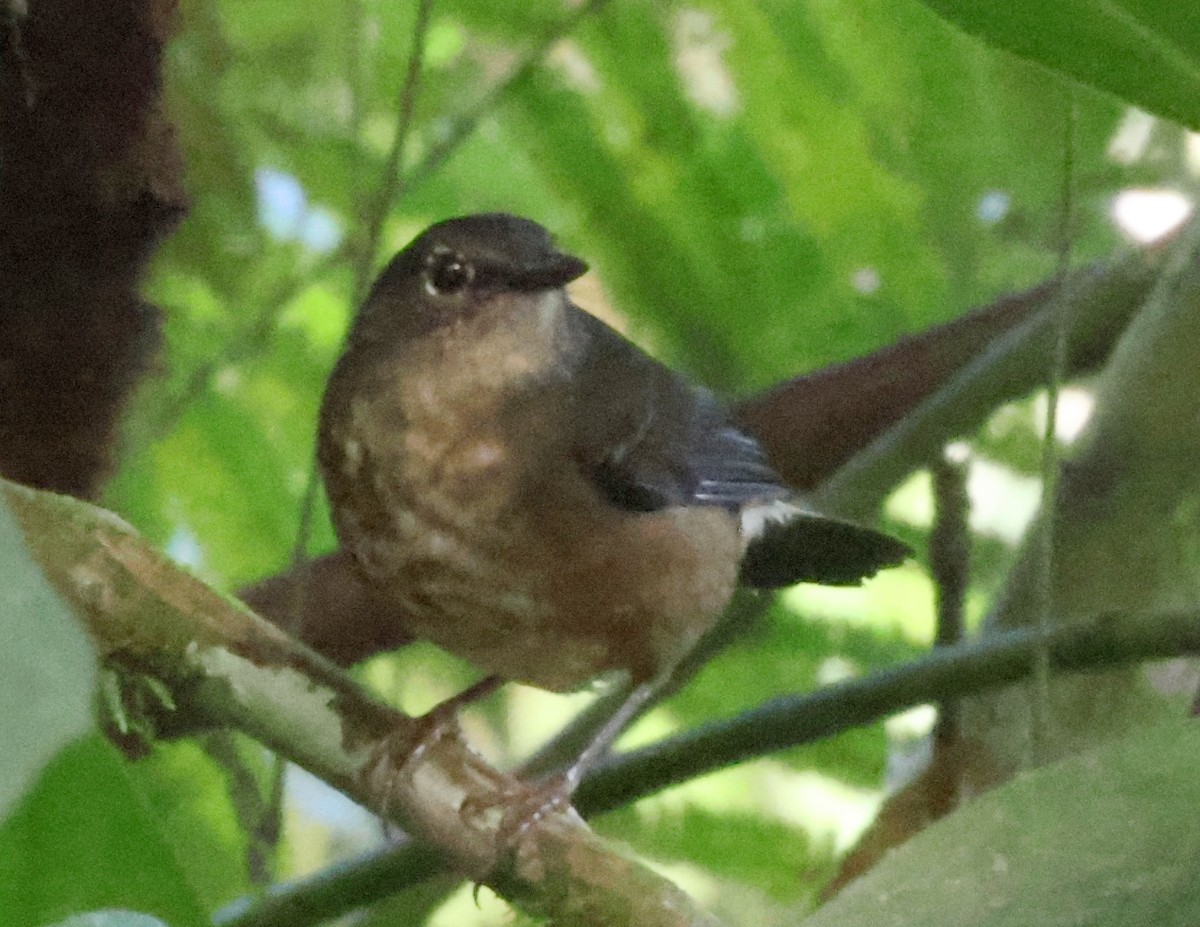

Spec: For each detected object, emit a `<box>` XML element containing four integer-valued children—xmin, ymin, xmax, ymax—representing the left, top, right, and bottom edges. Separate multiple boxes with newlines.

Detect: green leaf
<box><xmin>914</xmin><ymin>0</ymin><xmax>1200</xmax><ymax>130</ymax></box>
<box><xmin>126</xmin><ymin>741</ymin><xmax>254</xmax><ymax>913</ymax></box>
<box><xmin>0</xmin><ymin>738</ymin><xmax>209</xmax><ymax>927</ymax></box>
<box><xmin>0</xmin><ymin>497</ymin><xmax>93</xmax><ymax>818</ymax></box>
<box><xmin>147</xmin><ymin>392</ymin><xmax>304</xmax><ymax>583</ymax></box>
<box><xmin>803</xmin><ymin>719</ymin><xmax>1200</xmax><ymax>926</ymax></box>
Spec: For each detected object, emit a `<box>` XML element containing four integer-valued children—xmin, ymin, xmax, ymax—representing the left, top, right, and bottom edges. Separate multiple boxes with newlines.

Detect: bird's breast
<box><xmin>318</xmin><ymin>310</ymin><xmax>741</xmax><ymax>691</ymax></box>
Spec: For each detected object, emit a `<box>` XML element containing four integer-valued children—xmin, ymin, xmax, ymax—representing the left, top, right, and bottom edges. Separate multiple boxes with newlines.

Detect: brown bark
<box><xmin>734</xmin><ymin>255</ymin><xmax>1158</xmax><ymax>492</ymax></box>
<box><xmin>0</xmin><ymin>0</ymin><xmax>186</xmax><ymax>498</ymax></box>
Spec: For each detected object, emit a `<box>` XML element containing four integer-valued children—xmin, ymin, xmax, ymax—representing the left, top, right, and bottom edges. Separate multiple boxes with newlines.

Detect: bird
<box><xmin>317</xmin><ymin>213</ymin><xmax>908</xmax><ymax>789</ymax></box>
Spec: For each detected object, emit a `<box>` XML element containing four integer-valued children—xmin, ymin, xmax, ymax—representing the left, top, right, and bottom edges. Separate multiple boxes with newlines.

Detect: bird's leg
<box><xmin>361</xmin><ymin>674</ymin><xmax>503</xmax><ymax>819</ymax></box>
<box><xmin>406</xmin><ymin>674</ymin><xmax>504</xmax><ymax>766</ymax></box>
<box><xmin>517</xmin><ymin>593</ymin><xmax>771</xmax><ymax>781</ymax></box>
<box><xmin>554</xmin><ymin>679</ymin><xmax>658</xmax><ymax>795</ymax></box>
<box><xmin>474</xmin><ymin>676</ymin><xmax>665</xmax><ymax>858</ymax></box>
<box><xmin>468</xmin><ymin>605</ymin><xmax>772</xmax><ymax>855</ymax></box>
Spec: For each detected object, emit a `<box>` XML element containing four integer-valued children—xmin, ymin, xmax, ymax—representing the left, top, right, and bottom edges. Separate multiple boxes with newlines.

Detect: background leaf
<box><xmin>0</xmin><ymin>738</ymin><xmax>234</xmax><ymax>927</ymax></box>
<box><xmin>0</xmin><ymin>500</ymin><xmax>93</xmax><ymax>818</ymax></box>
<box><xmin>803</xmin><ymin>719</ymin><xmax>1200</xmax><ymax>927</ymax></box>
<box><xmin>915</xmin><ymin>0</ymin><xmax>1200</xmax><ymax>131</ymax></box>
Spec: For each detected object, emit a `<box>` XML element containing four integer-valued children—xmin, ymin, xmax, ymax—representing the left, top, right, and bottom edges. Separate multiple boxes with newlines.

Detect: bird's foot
<box><xmin>496</xmin><ymin>770</ymin><xmax>580</xmax><ymax>845</ymax></box>
<box><xmin>462</xmin><ymin>679</ymin><xmax>658</xmax><ymax>870</ymax></box>
<box><xmin>360</xmin><ymin>675</ymin><xmax>503</xmax><ymax>818</ymax></box>
<box><xmin>460</xmin><ymin>770</ymin><xmax>584</xmax><ymax>878</ymax></box>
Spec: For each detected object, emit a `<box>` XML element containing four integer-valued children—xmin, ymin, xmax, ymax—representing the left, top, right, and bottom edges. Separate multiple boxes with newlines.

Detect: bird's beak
<box><xmin>508</xmin><ymin>253</ymin><xmax>589</xmax><ymax>290</ymax></box>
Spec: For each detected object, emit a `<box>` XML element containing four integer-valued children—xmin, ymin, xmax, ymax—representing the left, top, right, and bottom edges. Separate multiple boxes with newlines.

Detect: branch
<box><xmin>576</xmin><ymin>611</ymin><xmax>1200</xmax><ymax>813</ymax></box>
<box><xmin>808</xmin><ymin>246</ymin><xmax>1166</xmax><ymax>518</ymax></box>
<box><xmin>3</xmin><ymin>478</ymin><xmax>719</xmax><ymax>927</ymax></box>
<box><xmin>218</xmin><ymin>608</ymin><xmax>1200</xmax><ymax>927</ymax></box>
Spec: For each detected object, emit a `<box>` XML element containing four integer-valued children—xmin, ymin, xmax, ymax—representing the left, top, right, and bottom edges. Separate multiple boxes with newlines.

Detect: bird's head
<box><xmin>351</xmin><ymin>214</ymin><xmax>589</xmax><ymax>344</ymax></box>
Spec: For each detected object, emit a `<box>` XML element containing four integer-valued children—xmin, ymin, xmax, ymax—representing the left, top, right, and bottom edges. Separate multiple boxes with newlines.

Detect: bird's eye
<box><xmin>423</xmin><ymin>249</ymin><xmax>475</xmax><ymax>296</ymax></box>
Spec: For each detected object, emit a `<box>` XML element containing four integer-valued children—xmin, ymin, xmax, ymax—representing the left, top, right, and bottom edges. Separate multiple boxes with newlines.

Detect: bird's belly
<box><xmin>331</xmin><ymin>419</ymin><xmax>742</xmax><ymax>691</ymax></box>
<box><xmin>358</xmin><ymin>510</ymin><xmax>615</xmax><ymax>691</ymax></box>
<box><xmin>328</xmin><ymin>425</ymin><xmax>607</xmax><ymax>689</ymax></box>
<box><xmin>366</xmin><ymin>498</ymin><xmax>741</xmax><ymax>692</ymax></box>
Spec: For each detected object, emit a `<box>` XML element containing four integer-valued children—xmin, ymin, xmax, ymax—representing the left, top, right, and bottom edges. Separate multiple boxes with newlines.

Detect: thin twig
<box><xmin>929</xmin><ymin>449</ymin><xmax>970</xmax><ymax>755</ymax></box>
<box><xmin>265</xmin><ymin>0</ymin><xmax>440</xmax><ymax>887</ymax></box>
<box><xmin>1031</xmin><ymin>89</ymin><xmax>1078</xmax><ymax>760</ymax></box>
<box><xmin>398</xmin><ymin>0</ymin><xmax>612</xmax><ymax>198</ymax></box>
<box><xmin>351</xmin><ymin>0</ymin><xmax>436</xmax><ymax>306</ymax></box>
<box><xmin>151</xmin><ymin>244</ymin><xmax>350</xmax><ymax>441</ymax></box>
<box><xmin>201</xmin><ymin>730</ymin><xmax>280</xmax><ymax>885</ymax></box>
<box><xmin>288</xmin><ymin>0</ymin><xmax>437</xmax><ymax>578</ymax></box>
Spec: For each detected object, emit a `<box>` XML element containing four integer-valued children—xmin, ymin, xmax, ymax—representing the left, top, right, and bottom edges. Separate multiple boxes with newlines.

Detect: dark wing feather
<box><xmin>688</xmin><ymin>407</ymin><xmax>790</xmax><ymax>509</ymax></box>
<box><xmin>566</xmin><ymin>306</ymin><xmax>910</xmax><ymax>588</ymax></box>
<box><xmin>740</xmin><ymin>514</ymin><xmax>910</xmax><ymax>588</ymax></box>
<box><xmin>567</xmin><ymin>308</ymin><xmax>786</xmax><ymax>513</ymax></box>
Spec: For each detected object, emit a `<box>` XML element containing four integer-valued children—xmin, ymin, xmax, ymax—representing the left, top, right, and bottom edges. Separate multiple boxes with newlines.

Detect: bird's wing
<box><xmin>567</xmin><ymin>307</ymin><xmax>910</xmax><ymax>588</ymax></box>
<box><xmin>567</xmin><ymin>307</ymin><xmax>786</xmax><ymax>513</ymax></box>
<box><xmin>737</xmin><ymin>502</ymin><xmax>910</xmax><ymax>587</ymax></box>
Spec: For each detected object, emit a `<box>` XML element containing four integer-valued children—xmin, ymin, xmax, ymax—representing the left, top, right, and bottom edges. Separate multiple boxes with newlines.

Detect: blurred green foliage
<box><xmin>6</xmin><ymin>0</ymin><xmax>1200</xmax><ymax>924</ymax></box>
<box><xmin>0</xmin><ymin>739</ymin><xmax>225</xmax><ymax>927</ymax></box>
<box><xmin>806</xmin><ymin>718</ymin><xmax>1200</xmax><ymax>927</ymax></box>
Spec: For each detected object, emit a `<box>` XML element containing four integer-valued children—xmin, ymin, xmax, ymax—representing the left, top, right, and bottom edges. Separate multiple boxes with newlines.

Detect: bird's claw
<box><xmin>460</xmin><ymin>772</ymin><xmax>581</xmax><ymax>880</ymax></box>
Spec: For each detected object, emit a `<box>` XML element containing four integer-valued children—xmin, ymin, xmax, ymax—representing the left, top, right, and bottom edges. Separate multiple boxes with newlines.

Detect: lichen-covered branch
<box><xmin>2</xmin><ymin>478</ymin><xmax>720</xmax><ymax>927</ymax></box>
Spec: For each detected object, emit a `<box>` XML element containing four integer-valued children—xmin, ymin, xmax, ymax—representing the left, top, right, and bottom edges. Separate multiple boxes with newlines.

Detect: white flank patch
<box><xmin>740</xmin><ymin>498</ymin><xmax>812</xmax><ymax>540</ymax></box>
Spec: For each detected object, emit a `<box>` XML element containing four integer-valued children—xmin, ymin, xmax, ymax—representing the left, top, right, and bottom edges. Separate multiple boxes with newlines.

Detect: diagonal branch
<box><xmin>216</xmin><ymin>607</ymin><xmax>1200</xmax><ymax>927</ymax></box>
<box><xmin>3</xmin><ymin>478</ymin><xmax>719</xmax><ymax>927</ymax></box>
<box><xmin>576</xmin><ymin>611</ymin><xmax>1200</xmax><ymax>814</ymax></box>
<box><xmin>808</xmin><ymin>246</ymin><xmax>1166</xmax><ymax>519</ymax></box>
<box><xmin>734</xmin><ymin>243</ymin><xmax>1164</xmax><ymax>504</ymax></box>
